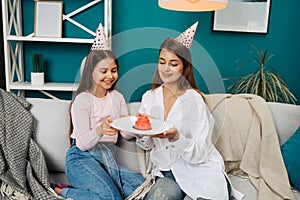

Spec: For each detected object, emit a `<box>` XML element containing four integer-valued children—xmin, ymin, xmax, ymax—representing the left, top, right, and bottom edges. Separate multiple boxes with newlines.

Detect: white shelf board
<box><xmin>10</xmin><ymin>82</ymin><xmax>78</xmax><ymax>91</ymax></box>
<box><xmin>6</xmin><ymin>36</ymin><xmax>93</xmax><ymax>44</ymax></box>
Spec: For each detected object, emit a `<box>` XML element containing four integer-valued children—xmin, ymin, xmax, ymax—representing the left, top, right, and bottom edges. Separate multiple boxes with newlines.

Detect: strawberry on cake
<box><xmin>134</xmin><ymin>115</ymin><xmax>152</xmax><ymax>130</ymax></box>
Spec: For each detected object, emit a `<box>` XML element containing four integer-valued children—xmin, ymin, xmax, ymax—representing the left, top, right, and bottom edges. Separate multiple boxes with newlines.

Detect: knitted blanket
<box><xmin>0</xmin><ymin>89</ymin><xmax>64</xmax><ymax>200</ymax></box>
<box><xmin>204</xmin><ymin>93</ymin><xmax>294</xmax><ymax>200</ymax></box>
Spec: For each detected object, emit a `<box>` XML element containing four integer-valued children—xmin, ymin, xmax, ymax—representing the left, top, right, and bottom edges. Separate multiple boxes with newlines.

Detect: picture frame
<box><xmin>34</xmin><ymin>1</ymin><xmax>63</xmax><ymax>37</ymax></box>
<box><xmin>213</xmin><ymin>0</ymin><xmax>271</xmax><ymax>34</ymax></box>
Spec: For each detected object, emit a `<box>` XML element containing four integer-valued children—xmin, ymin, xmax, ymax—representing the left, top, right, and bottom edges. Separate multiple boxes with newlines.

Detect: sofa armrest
<box><xmin>267</xmin><ymin>102</ymin><xmax>300</xmax><ymax>145</ymax></box>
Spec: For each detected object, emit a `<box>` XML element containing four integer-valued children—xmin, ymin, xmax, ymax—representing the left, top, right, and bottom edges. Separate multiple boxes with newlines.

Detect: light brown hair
<box><xmin>68</xmin><ymin>50</ymin><xmax>119</xmax><ymax>144</ymax></box>
<box><xmin>152</xmin><ymin>37</ymin><xmax>201</xmax><ymax>95</ymax></box>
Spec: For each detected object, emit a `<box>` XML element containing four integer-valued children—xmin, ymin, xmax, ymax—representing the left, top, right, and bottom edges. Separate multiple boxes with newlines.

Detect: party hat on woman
<box><xmin>91</xmin><ymin>23</ymin><xmax>110</xmax><ymax>50</ymax></box>
<box><xmin>175</xmin><ymin>21</ymin><xmax>198</xmax><ymax>49</ymax></box>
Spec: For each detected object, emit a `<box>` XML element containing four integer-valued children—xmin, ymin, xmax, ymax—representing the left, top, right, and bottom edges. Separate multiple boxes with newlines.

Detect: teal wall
<box><xmin>23</xmin><ymin>0</ymin><xmax>300</xmax><ymax>104</ymax></box>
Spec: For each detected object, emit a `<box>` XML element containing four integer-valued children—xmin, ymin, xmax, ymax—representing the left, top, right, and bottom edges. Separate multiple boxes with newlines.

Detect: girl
<box><xmin>55</xmin><ymin>24</ymin><xmax>145</xmax><ymax>200</ymax></box>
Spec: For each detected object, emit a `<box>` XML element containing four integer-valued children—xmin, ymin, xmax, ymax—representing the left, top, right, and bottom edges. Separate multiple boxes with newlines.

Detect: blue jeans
<box><xmin>145</xmin><ymin>171</ymin><xmax>184</xmax><ymax>200</ymax></box>
<box><xmin>60</xmin><ymin>142</ymin><xmax>145</xmax><ymax>200</ymax></box>
<box><xmin>145</xmin><ymin>171</ymin><xmax>231</xmax><ymax>200</ymax></box>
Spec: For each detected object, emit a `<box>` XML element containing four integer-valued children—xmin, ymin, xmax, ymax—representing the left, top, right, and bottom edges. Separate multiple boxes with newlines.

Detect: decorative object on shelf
<box><xmin>158</xmin><ymin>0</ymin><xmax>228</xmax><ymax>12</ymax></box>
<box><xmin>213</xmin><ymin>0</ymin><xmax>271</xmax><ymax>34</ymax></box>
<box><xmin>34</xmin><ymin>1</ymin><xmax>63</xmax><ymax>37</ymax></box>
<box><xmin>31</xmin><ymin>53</ymin><xmax>44</xmax><ymax>85</ymax></box>
<box><xmin>226</xmin><ymin>45</ymin><xmax>296</xmax><ymax>104</ymax></box>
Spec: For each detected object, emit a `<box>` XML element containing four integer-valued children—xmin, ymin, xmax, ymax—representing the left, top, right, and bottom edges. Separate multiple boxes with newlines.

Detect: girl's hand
<box><xmin>97</xmin><ymin>118</ymin><xmax>118</xmax><ymax>136</ymax></box>
<box><xmin>152</xmin><ymin>128</ymin><xmax>179</xmax><ymax>142</ymax></box>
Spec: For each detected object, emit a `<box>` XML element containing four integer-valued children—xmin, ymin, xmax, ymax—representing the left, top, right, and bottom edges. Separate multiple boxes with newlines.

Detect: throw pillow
<box><xmin>281</xmin><ymin>126</ymin><xmax>300</xmax><ymax>190</ymax></box>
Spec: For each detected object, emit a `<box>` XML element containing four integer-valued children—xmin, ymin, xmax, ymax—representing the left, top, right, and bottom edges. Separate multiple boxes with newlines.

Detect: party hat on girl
<box><xmin>91</xmin><ymin>23</ymin><xmax>110</xmax><ymax>50</ymax></box>
<box><xmin>175</xmin><ymin>21</ymin><xmax>198</xmax><ymax>49</ymax></box>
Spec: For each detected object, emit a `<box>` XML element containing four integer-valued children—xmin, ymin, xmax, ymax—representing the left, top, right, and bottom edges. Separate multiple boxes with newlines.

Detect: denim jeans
<box><xmin>144</xmin><ymin>171</ymin><xmax>184</xmax><ymax>200</ymax></box>
<box><xmin>145</xmin><ymin>171</ymin><xmax>231</xmax><ymax>200</ymax></box>
<box><xmin>60</xmin><ymin>142</ymin><xmax>145</xmax><ymax>200</ymax></box>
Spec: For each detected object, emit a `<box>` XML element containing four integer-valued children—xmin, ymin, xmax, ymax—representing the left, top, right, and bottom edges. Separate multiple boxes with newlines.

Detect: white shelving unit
<box><xmin>1</xmin><ymin>0</ymin><xmax>112</xmax><ymax>99</ymax></box>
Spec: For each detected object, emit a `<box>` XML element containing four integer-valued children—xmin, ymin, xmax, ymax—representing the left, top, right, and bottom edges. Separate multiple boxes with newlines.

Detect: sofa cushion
<box><xmin>229</xmin><ymin>175</ymin><xmax>257</xmax><ymax>200</ymax></box>
<box><xmin>27</xmin><ymin>98</ymin><xmax>71</xmax><ymax>173</ymax></box>
<box><xmin>281</xmin><ymin>126</ymin><xmax>300</xmax><ymax>190</ymax></box>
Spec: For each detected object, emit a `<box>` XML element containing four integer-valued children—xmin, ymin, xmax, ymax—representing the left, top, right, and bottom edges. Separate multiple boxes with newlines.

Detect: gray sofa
<box><xmin>26</xmin><ymin>97</ymin><xmax>300</xmax><ymax>199</ymax></box>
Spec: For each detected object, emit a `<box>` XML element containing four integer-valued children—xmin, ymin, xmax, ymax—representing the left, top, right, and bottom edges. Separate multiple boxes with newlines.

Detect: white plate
<box><xmin>111</xmin><ymin>116</ymin><xmax>172</xmax><ymax>135</ymax></box>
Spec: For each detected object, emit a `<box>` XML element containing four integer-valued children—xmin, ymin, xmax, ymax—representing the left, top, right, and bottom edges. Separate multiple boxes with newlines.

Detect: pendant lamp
<box><xmin>158</xmin><ymin>0</ymin><xmax>228</xmax><ymax>12</ymax></box>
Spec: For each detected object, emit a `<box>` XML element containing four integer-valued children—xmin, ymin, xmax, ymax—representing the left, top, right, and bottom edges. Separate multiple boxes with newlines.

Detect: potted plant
<box><xmin>31</xmin><ymin>53</ymin><xmax>44</xmax><ymax>85</ymax></box>
<box><xmin>226</xmin><ymin>46</ymin><xmax>296</xmax><ymax>104</ymax></box>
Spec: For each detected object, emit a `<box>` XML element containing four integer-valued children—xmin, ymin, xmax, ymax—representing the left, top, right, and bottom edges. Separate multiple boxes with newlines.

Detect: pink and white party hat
<box><xmin>91</xmin><ymin>23</ymin><xmax>110</xmax><ymax>50</ymax></box>
<box><xmin>175</xmin><ymin>21</ymin><xmax>198</xmax><ymax>49</ymax></box>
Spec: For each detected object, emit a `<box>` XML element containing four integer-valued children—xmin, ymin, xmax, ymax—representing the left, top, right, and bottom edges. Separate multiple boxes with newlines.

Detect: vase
<box><xmin>31</xmin><ymin>72</ymin><xmax>44</xmax><ymax>85</ymax></box>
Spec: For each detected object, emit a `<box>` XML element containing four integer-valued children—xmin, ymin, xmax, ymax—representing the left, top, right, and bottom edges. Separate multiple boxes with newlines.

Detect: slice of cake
<box><xmin>134</xmin><ymin>115</ymin><xmax>152</xmax><ymax>130</ymax></box>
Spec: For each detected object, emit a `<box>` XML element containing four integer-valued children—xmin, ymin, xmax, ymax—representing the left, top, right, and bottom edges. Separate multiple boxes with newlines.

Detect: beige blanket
<box><xmin>204</xmin><ymin>93</ymin><xmax>294</xmax><ymax>200</ymax></box>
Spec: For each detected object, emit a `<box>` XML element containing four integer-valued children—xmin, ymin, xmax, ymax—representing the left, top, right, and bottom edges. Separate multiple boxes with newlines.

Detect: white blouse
<box><xmin>138</xmin><ymin>86</ymin><xmax>243</xmax><ymax>200</ymax></box>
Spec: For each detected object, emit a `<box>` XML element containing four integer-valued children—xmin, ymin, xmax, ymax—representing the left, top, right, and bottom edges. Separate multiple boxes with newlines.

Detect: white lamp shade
<box><xmin>158</xmin><ymin>0</ymin><xmax>228</xmax><ymax>12</ymax></box>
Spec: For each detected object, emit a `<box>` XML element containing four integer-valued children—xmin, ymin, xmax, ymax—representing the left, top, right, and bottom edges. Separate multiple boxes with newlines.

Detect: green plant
<box><xmin>32</xmin><ymin>53</ymin><xmax>44</xmax><ymax>73</ymax></box>
<box><xmin>226</xmin><ymin>46</ymin><xmax>297</xmax><ymax>104</ymax></box>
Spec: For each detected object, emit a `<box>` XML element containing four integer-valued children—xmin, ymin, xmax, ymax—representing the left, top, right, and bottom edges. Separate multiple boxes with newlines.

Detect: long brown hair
<box><xmin>152</xmin><ymin>37</ymin><xmax>201</xmax><ymax>94</ymax></box>
<box><xmin>68</xmin><ymin>50</ymin><xmax>119</xmax><ymax>144</ymax></box>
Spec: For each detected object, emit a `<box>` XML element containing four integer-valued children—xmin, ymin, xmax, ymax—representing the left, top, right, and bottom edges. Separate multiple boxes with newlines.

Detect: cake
<box><xmin>134</xmin><ymin>115</ymin><xmax>152</xmax><ymax>130</ymax></box>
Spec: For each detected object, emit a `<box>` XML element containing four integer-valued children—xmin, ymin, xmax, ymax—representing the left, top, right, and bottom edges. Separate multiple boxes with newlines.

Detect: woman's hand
<box><xmin>96</xmin><ymin>118</ymin><xmax>118</xmax><ymax>137</ymax></box>
<box><xmin>152</xmin><ymin>128</ymin><xmax>179</xmax><ymax>142</ymax></box>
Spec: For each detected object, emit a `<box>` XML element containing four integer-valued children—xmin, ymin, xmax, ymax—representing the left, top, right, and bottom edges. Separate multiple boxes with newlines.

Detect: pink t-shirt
<box><xmin>70</xmin><ymin>90</ymin><xmax>133</xmax><ymax>151</ymax></box>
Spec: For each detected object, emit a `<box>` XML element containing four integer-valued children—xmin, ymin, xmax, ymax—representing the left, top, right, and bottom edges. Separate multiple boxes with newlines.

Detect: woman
<box><xmin>54</xmin><ymin>24</ymin><xmax>145</xmax><ymax>200</ymax></box>
<box><xmin>137</xmin><ymin>22</ymin><xmax>235</xmax><ymax>200</ymax></box>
